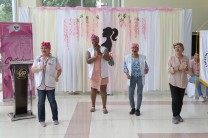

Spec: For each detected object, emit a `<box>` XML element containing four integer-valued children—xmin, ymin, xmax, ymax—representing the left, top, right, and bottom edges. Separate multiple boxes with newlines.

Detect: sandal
<box><xmin>103</xmin><ymin>108</ymin><xmax>108</xmax><ymax>114</ymax></box>
<box><xmin>90</xmin><ymin>107</ymin><xmax>95</xmax><ymax>112</ymax></box>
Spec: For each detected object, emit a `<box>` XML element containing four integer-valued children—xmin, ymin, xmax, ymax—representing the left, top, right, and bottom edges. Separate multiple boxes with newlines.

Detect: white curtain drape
<box><xmin>18</xmin><ymin>7</ymin><xmax>30</xmax><ymax>22</ymax></box>
<box><xmin>137</xmin><ymin>10</ymin><xmax>160</xmax><ymax>91</ymax></box>
<box><xmin>182</xmin><ymin>9</ymin><xmax>192</xmax><ymax>59</ymax></box>
<box><xmin>24</xmin><ymin>7</ymin><xmax>192</xmax><ymax>93</ymax></box>
<box><xmin>56</xmin><ymin>9</ymin><xmax>82</xmax><ymax>92</ymax></box>
<box><xmin>30</xmin><ymin>8</ymin><xmax>57</xmax><ymax>57</ymax></box>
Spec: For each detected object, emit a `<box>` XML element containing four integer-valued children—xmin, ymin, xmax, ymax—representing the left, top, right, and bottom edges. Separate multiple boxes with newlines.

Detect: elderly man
<box><xmin>123</xmin><ymin>43</ymin><xmax>149</xmax><ymax>116</ymax></box>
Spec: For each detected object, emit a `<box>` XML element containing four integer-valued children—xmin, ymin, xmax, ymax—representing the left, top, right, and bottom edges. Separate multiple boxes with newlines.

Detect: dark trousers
<box><xmin>169</xmin><ymin>83</ymin><xmax>185</xmax><ymax>117</ymax></box>
<box><xmin>37</xmin><ymin>89</ymin><xmax>58</xmax><ymax>122</ymax></box>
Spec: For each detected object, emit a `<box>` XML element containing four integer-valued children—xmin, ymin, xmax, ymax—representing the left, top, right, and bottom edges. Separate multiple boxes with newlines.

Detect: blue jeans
<box><xmin>37</xmin><ymin>89</ymin><xmax>58</xmax><ymax>122</ymax></box>
<box><xmin>189</xmin><ymin>76</ymin><xmax>204</xmax><ymax>96</ymax></box>
<box><xmin>129</xmin><ymin>76</ymin><xmax>143</xmax><ymax>110</ymax></box>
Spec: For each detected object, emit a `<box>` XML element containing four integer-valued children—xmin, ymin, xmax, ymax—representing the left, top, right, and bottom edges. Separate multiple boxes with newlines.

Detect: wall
<box><xmin>124</xmin><ymin>0</ymin><xmax>208</xmax><ymax>31</ymax></box>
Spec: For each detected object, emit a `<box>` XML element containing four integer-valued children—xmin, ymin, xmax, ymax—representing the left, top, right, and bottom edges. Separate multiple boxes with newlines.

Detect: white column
<box><xmin>81</xmin><ymin>0</ymin><xmax>83</xmax><ymax>7</ymax></box>
<box><xmin>112</xmin><ymin>0</ymin><xmax>114</xmax><ymax>7</ymax></box>
<box><xmin>121</xmin><ymin>0</ymin><xmax>124</xmax><ymax>7</ymax></box>
<box><xmin>12</xmin><ymin>0</ymin><xmax>17</xmax><ymax>22</ymax></box>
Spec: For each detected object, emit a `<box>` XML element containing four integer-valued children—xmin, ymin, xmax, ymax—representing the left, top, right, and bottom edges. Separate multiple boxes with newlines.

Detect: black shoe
<box><xmin>135</xmin><ymin>109</ymin><xmax>140</xmax><ymax>116</ymax></box>
<box><xmin>129</xmin><ymin>108</ymin><xmax>135</xmax><ymax>115</ymax></box>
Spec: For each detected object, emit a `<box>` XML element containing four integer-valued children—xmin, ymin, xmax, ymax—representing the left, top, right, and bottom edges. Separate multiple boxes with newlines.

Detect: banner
<box><xmin>199</xmin><ymin>30</ymin><xmax>208</xmax><ymax>86</ymax></box>
<box><xmin>0</xmin><ymin>22</ymin><xmax>35</xmax><ymax>100</ymax></box>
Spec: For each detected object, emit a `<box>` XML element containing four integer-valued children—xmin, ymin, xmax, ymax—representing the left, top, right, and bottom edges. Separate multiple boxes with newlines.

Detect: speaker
<box><xmin>191</xmin><ymin>32</ymin><xmax>199</xmax><ymax>56</ymax></box>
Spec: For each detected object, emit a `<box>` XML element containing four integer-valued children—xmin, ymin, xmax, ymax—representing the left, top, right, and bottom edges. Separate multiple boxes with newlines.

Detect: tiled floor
<box><xmin>0</xmin><ymin>91</ymin><xmax>208</xmax><ymax>138</ymax></box>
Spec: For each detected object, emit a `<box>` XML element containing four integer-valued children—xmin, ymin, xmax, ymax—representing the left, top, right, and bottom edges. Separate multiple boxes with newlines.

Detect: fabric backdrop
<box><xmin>19</xmin><ymin>7</ymin><xmax>192</xmax><ymax>93</ymax></box>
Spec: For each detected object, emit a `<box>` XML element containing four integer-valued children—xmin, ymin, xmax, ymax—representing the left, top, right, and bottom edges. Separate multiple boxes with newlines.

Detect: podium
<box><xmin>8</xmin><ymin>61</ymin><xmax>36</xmax><ymax>121</ymax></box>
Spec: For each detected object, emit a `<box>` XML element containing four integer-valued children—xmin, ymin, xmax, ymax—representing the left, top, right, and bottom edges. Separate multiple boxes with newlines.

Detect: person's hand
<box><xmin>126</xmin><ymin>73</ymin><xmax>130</xmax><ymax>79</ymax></box>
<box><xmin>179</xmin><ymin>64</ymin><xmax>187</xmax><ymax>71</ymax></box>
<box><xmin>94</xmin><ymin>51</ymin><xmax>98</xmax><ymax>58</ymax></box>
<box><xmin>95</xmin><ymin>46</ymin><xmax>101</xmax><ymax>55</ymax></box>
<box><xmin>144</xmin><ymin>68</ymin><xmax>149</xmax><ymax>74</ymax></box>
<box><xmin>39</xmin><ymin>64</ymin><xmax>46</xmax><ymax>70</ymax></box>
<box><xmin>55</xmin><ymin>76</ymin><xmax>59</xmax><ymax>82</ymax></box>
<box><xmin>185</xmin><ymin>69</ymin><xmax>192</xmax><ymax>75</ymax></box>
<box><xmin>102</xmin><ymin>50</ymin><xmax>107</xmax><ymax>57</ymax></box>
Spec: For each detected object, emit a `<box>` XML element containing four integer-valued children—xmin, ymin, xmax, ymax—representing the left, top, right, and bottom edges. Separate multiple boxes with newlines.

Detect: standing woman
<box><xmin>32</xmin><ymin>42</ymin><xmax>62</xmax><ymax>127</ymax></box>
<box><xmin>167</xmin><ymin>42</ymin><xmax>192</xmax><ymax>124</ymax></box>
<box><xmin>86</xmin><ymin>34</ymin><xmax>110</xmax><ymax>114</ymax></box>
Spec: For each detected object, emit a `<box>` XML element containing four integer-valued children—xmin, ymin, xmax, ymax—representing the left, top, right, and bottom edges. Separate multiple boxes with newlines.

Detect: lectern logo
<box><xmin>13</xmin><ymin>24</ymin><xmax>20</xmax><ymax>32</ymax></box>
<box><xmin>16</xmin><ymin>68</ymin><xmax>28</xmax><ymax>79</ymax></box>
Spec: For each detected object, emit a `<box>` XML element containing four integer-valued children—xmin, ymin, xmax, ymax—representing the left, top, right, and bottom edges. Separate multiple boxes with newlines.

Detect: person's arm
<box><xmin>144</xmin><ymin>61</ymin><xmax>149</xmax><ymax>74</ymax></box>
<box><xmin>102</xmin><ymin>49</ymin><xmax>110</xmax><ymax>61</ymax></box>
<box><xmin>189</xmin><ymin>61</ymin><xmax>199</xmax><ymax>76</ymax></box>
<box><xmin>86</xmin><ymin>51</ymin><xmax>97</xmax><ymax>64</ymax></box>
<box><xmin>54</xmin><ymin>58</ymin><xmax>62</xmax><ymax>82</ymax></box>
<box><xmin>55</xmin><ymin>69</ymin><xmax>62</xmax><ymax>82</ymax></box>
<box><xmin>31</xmin><ymin>59</ymin><xmax>45</xmax><ymax>73</ymax></box>
<box><xmin>185</xmin><ymin>59</ymin><xmax>194</xmax><ymax>76</ymax></box>
<box><xmin>31</xmin><ymin>66</ymin><xmax>41</xmax><ymax>73</ymax></box>
<box><xmin>185</xmin><ymin>69</ymin><xmax>194</xmax><ymax>76</ymax></box>
<box><xmin>167</xmin><ymin>56</ymin><xmax>180</xmax><ymax>74</ymax></box>
<box><xmin>123</xmin><ymin>58</ymin><xmax>130</xmax><ymax>79</ymax></box>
